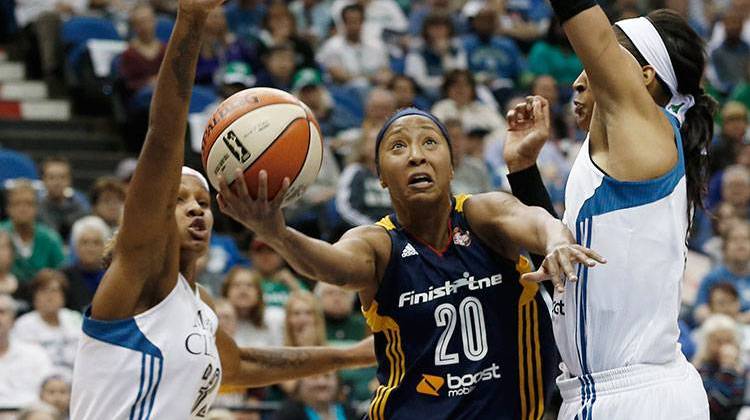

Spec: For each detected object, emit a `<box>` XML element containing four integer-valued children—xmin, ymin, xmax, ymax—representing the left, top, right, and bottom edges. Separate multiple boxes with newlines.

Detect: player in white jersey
<box><xmin>516</xmin><ymin>1</ymin><xmax>719</xmax><ymax>418</ymax></box>
<box><xmin>70</xmin><ymin>1</ymin><xmax>374</xmax><ymax>419</ymax></box>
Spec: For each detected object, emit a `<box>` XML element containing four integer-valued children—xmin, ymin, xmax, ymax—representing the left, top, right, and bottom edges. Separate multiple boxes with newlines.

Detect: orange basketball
<box><xmin>201</xmin><ymin>87</ymin><xmax>323</xmax><ymax>207</ymax></box>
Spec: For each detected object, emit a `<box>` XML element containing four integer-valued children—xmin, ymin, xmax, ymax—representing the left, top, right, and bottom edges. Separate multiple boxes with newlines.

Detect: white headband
<box><xmin>182</xmin><ymin>166</ymin><xmax>210</xmax><ymax>192</ymax></box>
<box><xmin>614</xmin><ymin>16</ymin><xmax>695</xmax><ymax>125</ymax></box>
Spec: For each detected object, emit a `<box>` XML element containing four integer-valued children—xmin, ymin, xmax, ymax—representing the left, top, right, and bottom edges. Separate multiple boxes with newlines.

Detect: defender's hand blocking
<box><xmin>217</xmin><ymin>169</ymin><xmax>289</xmax><ymax>240</ymax></box>
<box><xmin>520</xmin><ymin>244</ymin><xmax>606</xmax><ymax>293</ymax></box>
<box><xmin>504</xmin><ymin>96</ymin><xmax>551</xmax><ymax>173</ymax></box>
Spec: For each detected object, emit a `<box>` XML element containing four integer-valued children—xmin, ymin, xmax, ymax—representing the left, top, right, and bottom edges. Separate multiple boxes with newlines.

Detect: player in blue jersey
<box><xmin>70</xmin><ymin>1</ymin><xmax>374</xmax><ymax>419</ymax></box>
<box><xmin>517</xmin><ymin>1</ymin><xmax>717</xmax><ymax>417</ymax></box>
<box><xmin>216</xmin><ymin>107</ymin><xmax>606</xmax><ymax>419</ymax></box>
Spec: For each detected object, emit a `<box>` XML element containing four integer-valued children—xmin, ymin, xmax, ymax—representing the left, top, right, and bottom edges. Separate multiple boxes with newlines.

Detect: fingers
<box><xmin>232</xmin><ymin>168</ymin><xmax>251</xmax><ymax>201</ymax></box>
<box><xmin>520</xmin><ymin>268</ymin><xmax>547</xmax><ymax>283</ymax></box>
<box><xmin>271</xmin><ymin>177</ymin><xmax>291</xmax><ymax>208</ymax></box>
<box><xmin>574</xmin><ymin>245</ymin><xmax>607</xmax><ymax>264</ymax></box>
<box><xmin>257</xmin><ymin>169</ymin><xmax>268</xmax><ymax>203</ymax></box>
<box><xmin>531</xmin><ymin>96</ymin><xmax>550</xmax><ymax>128</ymax></box>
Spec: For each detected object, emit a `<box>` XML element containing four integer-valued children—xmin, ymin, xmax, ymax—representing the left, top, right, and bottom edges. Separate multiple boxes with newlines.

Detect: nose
<box><xmin>408</xmin><ymin>144</ymin><xmax>427</xmax><ymax>166</ymax></box>
<box><xmin>186</xmin><ymin>199</ymin><xmax>205</xmax><ymax>217</ymax></box>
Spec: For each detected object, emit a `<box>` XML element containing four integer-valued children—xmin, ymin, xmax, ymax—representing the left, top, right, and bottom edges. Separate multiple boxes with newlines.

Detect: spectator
<box><xmin>291</xmin><ymin>67</ymin><xmax>358</xmax><ymax>138</ymax></box>
<box><xmin>527</xmin><ymin>18</ymin><xmax>583</xmax><ymax>87</ymax></box>
<box><xmin>288</xmin><ymin>0</ymin><xmax>333</xmax><ymax>46</ymax></box>
<box><xmin>316</xmin><ymin>4</ymin><xmax>389</xmax><ymax>87</ymax></box>
<box><xmin>196</xmin><ymin>7</ymin><xmax>257</xmax><ymax>86</ymax></box>
<box><xmin>247</xmin><ymin>240</ymin><xmax>305</xmax><ymax>308</ymax></box>
<box><xmin>255</xmin><ymin>44</ymin><xmax>298</xmax><ymax>91</ymax></box>
<box><xmin>119</xmin><ymin>3</ymin><xmax>165</xmax><ymax>100</ymax></box>
<box><xmin>335</xmin><ymin>128</ymin><xmax>392</xmax><ymax>229</ymax></box>
<box><xmin>387</xmin><ymin>74</ymin><xmax>430</xmax><ymax>111</ymax></box>
<box><xmin>431</xmin><ymin>70</ymin><xmax>506</xmax><ymax>141</ymax></box>
<box><xmin>0</xmin><ymin>231</ymin><xmax>18</xmax><ymax>297</ymax></box>
<box><xmin>315</xmin><ymin>283</ymin><xmax>365</xmax><ymax>345</ymax></box>
<box><xmin>224</xmin><ymin>0</ymin><xmax>267</xmax><ymax>43</ymax></box>
<box><xmin>408</xmin><ymin>0</ymin><xmax>465</xmax><ymax>38</ymax></box>
<box><xmin>0</xmin><ymin>180</ymin><xmax>65</xmax><ymax>286</ymax></box>
<box><xmin>710</xmin><ymin>9</ymin><xmax>750</xmax><ymax>94</ymax></box>
<box><xmin>720</xmin><ymin>165</ymin><xmax>750</xmax><ymax>218</ymax></box>
<box><xmin>274</xmin><ymin>373</ymin><xmax>357</xmax><ymax>420</ymax></box>
<box><xmin>0</xmin><ymin>294</ymin><xmax>53</xmax><ymax>410</ymax></box>
<box><xmin>331</xmin><ymin>0</ymin><xmax>409</xmax><ymax>43</ymax></box>
<box><xmin>693</xmin><ymin>314</ymin><xmax>746</xmax><ymax>420</ymax></box>
<box><xmin>89</xmin><ymin>177</ymin><xmax>126</xmax><ymax>230</ymax></box>
<box><xmin>695</xmin><ymin>220</ymin><xmax>750</xmax><ymax>323</ymax></box>
<box><xmin>221</xmin><ymin>267</ymin><xmax>284</xmax><ymax>347</ymax></box>
<box><xmin>39</xmin><ymin>375</ymin><xmax>71</xmax><ymax>419</ymax></box>
<box><xmin>710</xmin><ymin>102</ymin><xmax>749</xmax><ymax>176</ymax></box>
<box><xmin>258</xmin><ymin>3</ymin><xmax>317</xmax><ymax>70</ymax></box>
<box><xmin>284</xmin><ymin>290</ymin><xmax>326</xmax><ymax>347</ymax></box>
<box><xmin>404</xmin><ymin>12</ymin><xmax>467</xmax><ymax>100</ymax></box>
<box><xmin>702</xmin><ymin>202</ymin><xmax>747</xmax><ymax>265</ymax></box>
<box><xmin>462</xmin><ymin>8</ymin><xmax>524</xmax><ymax>100</ymax></box>
<box><xmin>12</xmin><ymin>270</ymin><xmax>81</xmax><ymax>373</ymax></box>
<box><xmin>38</xmin><ymin>157</ymin><xmax>91</xmax><ymax>242</ymax></box>
<box><xmin>63</xmin><ymin>216</ymin><xmax>109</xmax><ymax>312</ymax></box>
<box><xmin>14</xmin><ymin>403</ymin><xmax>60</xmax><ymax>420</ymax></box>
<box><xmin>444</xmin><ymin>119</ymin><xmax>492</xmax><ymax>194</ymax></box>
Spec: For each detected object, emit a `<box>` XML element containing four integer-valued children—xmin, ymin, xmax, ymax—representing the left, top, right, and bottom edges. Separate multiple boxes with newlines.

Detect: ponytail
<box><xmin>680</xmin><ymin>90</ymin><xmax>718</xmax><ymax>223</ymax></box>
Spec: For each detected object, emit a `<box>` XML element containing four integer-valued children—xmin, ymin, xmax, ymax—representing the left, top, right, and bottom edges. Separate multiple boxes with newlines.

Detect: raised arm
<box><xmin>464</xmin><ymin>193</ymin><xmax>604</xmax><ymax>291</ymax></box>
<box><xmin>217</xmin><ymin>171</ymin><xmax>387</xmax><ymax>294</ymax></box>
<box><xmin>92</xmin><ymin>0</ymin><xmax>221</xmax><ymax>320</ymax></box>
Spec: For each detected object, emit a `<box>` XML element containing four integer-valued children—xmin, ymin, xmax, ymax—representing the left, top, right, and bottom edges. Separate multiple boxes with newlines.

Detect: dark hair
<box><xmin>90</xmin><ymin>176</ymin><xmax>126</xmax><ymax>204</ymax></box>
<box><xmin>221</xmin><ymin>267</ymin><xmax>265</xmax><ymax>328</ymax></box>
<box><xmin>708</xmin><ymin>282</ymin><xmax>739</xmax><ymax>302</ymax></box>
<box><xmin>421</xmin><ymin>12</ymin><xmax>454</xmax><ymax>42</ymax></box>
<box><xmin>441</xmin><ymin>69</ymin><xmax>476</xmax><ymax>101</ymax></box>
<box><xmin>30</xmin><ymin>269</ymin><xmax>69</xmax><ymax>296</ymax></box>
<box><xmin>615</xmin><ymin>9</ymin><xmax>718</xmax><ymax>222</ymax></box>
<box><xmin>341</xmin><ymin>3</ymin><xmax>364</xmax><ymax>23</ymax></box>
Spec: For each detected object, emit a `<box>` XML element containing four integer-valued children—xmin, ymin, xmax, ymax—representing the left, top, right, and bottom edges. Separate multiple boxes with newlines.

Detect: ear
<box><xmin>642</xmin><ymin>65</ymin><xmax>658</xmax><ymax>87</ymax></box>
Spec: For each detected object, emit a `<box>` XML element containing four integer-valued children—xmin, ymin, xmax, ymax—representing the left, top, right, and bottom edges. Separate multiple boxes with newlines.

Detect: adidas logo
<box><xmin>401</xmin><ymin>243</ymin><xmax>418</xmax><ymax>258</ymax></box>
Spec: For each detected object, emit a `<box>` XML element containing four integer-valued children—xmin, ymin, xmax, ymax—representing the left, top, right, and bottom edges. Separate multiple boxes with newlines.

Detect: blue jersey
<box><xmin>363</xmin><ymin>195</ymin><xmax>557</xmax><ymax>420</ymax></box>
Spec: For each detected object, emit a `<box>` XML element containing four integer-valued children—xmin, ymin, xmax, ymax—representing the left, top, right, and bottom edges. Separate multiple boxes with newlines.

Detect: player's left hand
<box><xmin>504</xmin><ymin>96</ymin><xmax>550</xmax><ymax>173</ymax></box>
<box><xmin>520</xmin><ymin>244</ymin><xmax>606</xmax><ymax>293</ymax></box>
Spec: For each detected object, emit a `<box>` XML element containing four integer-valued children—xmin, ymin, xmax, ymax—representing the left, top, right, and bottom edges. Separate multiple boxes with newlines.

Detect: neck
<box><xmin>727</xmin><ymin>260</ymin><xmax>750</xmax><ymax>275</ymax></box>
<box><xmin>0</xmin><ymin>334</ymin><xmax>8</xmax><ymax>356</ymax></box>
<box><xmin>14</xmin><ymin>223</ymin><xmax>34</xmax><ymax>241</ymax></box>
<box><xmin>179</xmin><ymin>257</ymin><xmax>199</xmax><ymax>290</ymax></box>
<box><xmin>41</xmin><ymin>310</ymin><xmax>60</xmax><ymax>326</ymax></box>
<box><xmin>395</xmin><ymin>194</ymin><xmax>453</xmax><ymax>249</ymax></box>
<box><xmin>311</xmin><ymin>402</ymin><xmax>332</xmax><ymax>417</ymax></box>
<box><xmin>345</xmin><ymin>34</ymin><xmax>360</xmax><ymax>43</ymax></box>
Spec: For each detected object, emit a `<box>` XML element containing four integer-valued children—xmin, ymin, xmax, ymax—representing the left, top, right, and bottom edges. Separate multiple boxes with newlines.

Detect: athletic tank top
<box><xmin>364</xmin><ymin>195</ymin><xmax>557</xmax><ymax>420</ymax></box>
<box><xmin>71</xmin><ymin>275</ymin><xmax>222</xmax><ymax>420</ymax></box>
<box><xmin>555</xmin><ymin>110</ymin><xmax>688</xmax><ymax>380</ymax></box>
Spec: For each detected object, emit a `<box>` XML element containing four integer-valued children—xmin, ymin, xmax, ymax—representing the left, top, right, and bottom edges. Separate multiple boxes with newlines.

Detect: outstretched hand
<box><xmin>217</xmin><ymin>169</ymin><xmax>289</xmax><ymax>240</ymax></box>
<box><xmin>504</xmin><ymin>96</ymin><xmax>551</xmax><ymax>173</ymax></box>
<box><xmin>520</xmin><ymin>243</ymin><xmax>606</xmax><ymax>293</ymax></box>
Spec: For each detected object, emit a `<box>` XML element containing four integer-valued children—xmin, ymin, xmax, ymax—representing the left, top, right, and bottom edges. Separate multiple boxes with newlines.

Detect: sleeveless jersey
<box><xmin>555</xmin><ymin>110</ymin><xmax>688</xmax><ymax>379</ymax></box>
<box><xmin>364</xmin><ymin>195</ymin><xmax>557</xmax><ymax>420</ymax></box>
<box><xmin>71</xmin><ymin>275</ymin><xmax>222</xmax><ymax>420</ymax></box>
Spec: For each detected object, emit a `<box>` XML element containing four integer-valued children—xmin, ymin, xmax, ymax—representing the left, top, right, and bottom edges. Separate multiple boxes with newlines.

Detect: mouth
<box><xmin>187</xmin><ymin>218</ymin><xmax>209</xmax><ymax>241</ymax></box>
<box><xmin>407</xmin><ymin>172</ymin><xmax>434</xmax><ymax>190</ymax></box>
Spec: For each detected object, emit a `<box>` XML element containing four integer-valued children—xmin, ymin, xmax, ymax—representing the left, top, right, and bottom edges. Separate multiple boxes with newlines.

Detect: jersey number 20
<box><xmin>434</xmin><ymin>297</ymin><xmax>488</xmax><ymax>366</ymax></box>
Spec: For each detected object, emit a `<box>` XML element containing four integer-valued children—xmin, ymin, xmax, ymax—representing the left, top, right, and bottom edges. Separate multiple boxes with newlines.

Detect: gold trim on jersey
<box><xmin>516</xmin><ymin>256</ymin><xmax>544</xmax><ymax>420</ymax></box>
<box><xmin>454</xmin><ymin>194</ymin><xmax>471</xmax><ymax>213</ymax></box>
<box><xmin>376</xmin><ymin>216</ymin><xmax>396</xmax><ymax>231</ymax></box>
<box><xmin>362</xmin><ymin>301</ymin><xmax>405</xmax><ymax>420</ymax></box>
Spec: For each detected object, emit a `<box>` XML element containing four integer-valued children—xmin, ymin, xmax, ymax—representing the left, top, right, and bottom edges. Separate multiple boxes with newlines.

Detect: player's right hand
<box><xmin>504</xmin><ymin>96</ymin><xmax>550</xmax><ymax>173</ymax></box>
<box><xmin>216</xmin><ymin>169</ymin><xmax>289</xmax><ymax>241</ymax></box>
<box><xmin>520</xmin><ymin>243</ymin><xmax>606</xmax><ymax>293</ymax></box>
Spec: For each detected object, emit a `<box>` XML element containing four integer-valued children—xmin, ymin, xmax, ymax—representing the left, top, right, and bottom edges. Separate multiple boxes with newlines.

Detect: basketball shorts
<box><xmin>556</xmin><ymin>354</ymin><xmax>708</xmax><ymax>420</ymax></box>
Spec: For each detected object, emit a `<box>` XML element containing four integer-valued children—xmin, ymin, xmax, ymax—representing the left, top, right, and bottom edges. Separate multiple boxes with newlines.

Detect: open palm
<box><xmin>504</xmin><ymin>96</ymin><xmax>551</xmax><ymax>172</ymax></box>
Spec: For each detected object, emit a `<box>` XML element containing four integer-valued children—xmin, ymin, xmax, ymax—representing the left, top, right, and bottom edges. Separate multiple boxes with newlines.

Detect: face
<box><xmin>533</xmin><ymin>76</ymin><xmax>559</xmax><ymax>106</ymax></box>
<box><xmin>710</xmin><ymin>289</ymin><xmax>741</xmax><ymax>317</ymax></box>
<box><xmin>0</xmin><ymin>234</ymin><xmax>12</xmax><ymax>273</ymax></box>
<box><xmin>7</xmin><ymin>188</ymin><xmax>38</xmax><ymax>226</ymax></box>
<box><xmin>426</xmin><ymin>22</ymin><xmax>450</xmax><ymax>43</ymax></box>
<box><xmin>249</xmin><ymin>248</ymin><xmax>284</xmax><ymax>276</ymax></box>
<box><xmin>378</xmin><ymin>115</ymin><xmax>454</xmax><ymax>205</ymax></box>
<box><xmin>298</xmin><ymin>373</ymin><xmax>338</xmax><ymax>405</ymax></box>
<box><xmin>298</xmin><ymin>86</ymin><xmax>324</xmax><ymax>114</ymax></box>
<box><xmin>708</xmin><ymin>329</ymin><xmax>737</xmax><ymax>357</ymax></box>
<box><xmin>131</xmin><ymin>5</ymin><xmax>156</xmax><ymax>42</ymax></box>
<box><xmin>392</xmin><ymin>78</ymin><xmax>415</xmax><ymax>108</ymax></box>
<box><xmin>724</xmin><ymin>225</ymin><xmax>750</xmax><ymax>265</ymax></box>
<box><xmin>722</xmin><ymin>172</ymin><xmax>750</xmax><ymax>208</ymax></box>
<box><xmin>76</xmin><ymin>228</ymin><xmax>105</xmax><ymax>270</ymax></box>
<box><xmin>472</xmin><ymin>10</ymin><xmax>496</xmax><ymax>36</ymax></box>
<box><xmin>366</xmin><ymin>92</ymin><xmax>397</xmax><ymax>122</ymax></box>
<box><xmin>0</xmin><ymin>296</ymin><xmax>14</xmax><ymax>338</ymax></box>
<box><xmin>266</xmin><ymin>50</ymin><xmax>296</xmax><ymax>80</ymax></box>
<box><xmin>342</xmin><ymin>9</ymin><xmax>363</xmax><ymax>40</ymax></box>
<box><xmin>319</xmin><ymin>285</ymin><xmax>354</xmax><ymax>318</ymax></box>
<box><xmin>722</xmin><ymin>117</ymin><xmax>748</xmax><ymax>143</ymax></box>
<box><xmin>175</xmin><ymin>176</ymin><xmax>213</xmax><ymax>257</ymax></box>
<box><xmin>270</xmin><ymin>14</ymin><xmax>294</xmax><ymax>39</ymax></box>
<box><xmin>447</xmin><ymin>74</ymin><xmax>473</xmax><ymax>106</ymax></box>
<box><xmin>33</xmin><ymin>280</ymin><xmax>65</xmax><ymax>317</ymax></box>
<box><xmin>572</xmin><ymin>71</ymin><xmax>594</xmax><ymax>131</ymax></box>
<box><xmin>226</xmin><ymin>270</ymin><xmax>260</xmax><ymax>312</ymax></box>
<box><xmin>42</xmin><ymin>162</ymin><xmax>71</xmax><ymax>200</ymax></box>
<box><xmin>287</xmin><ymin>299</ymin><xmax>316</xmax><ymax>340</ymax></box>
<box><xmin>41</xmin><ymin>378</ymin><xmax>71</xmax><ymax>414</ymax></box>
<box><xmin>94</xmin><ymin>190</ymin><xmax>124</xmax><ymax>226</ymax></box>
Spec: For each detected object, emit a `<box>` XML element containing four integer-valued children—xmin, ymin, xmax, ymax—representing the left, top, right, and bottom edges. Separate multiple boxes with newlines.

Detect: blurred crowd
<box><xmin>0</xmin><ymin>0</ymin><xmax>749</xmax><ymax>419</ymax></box>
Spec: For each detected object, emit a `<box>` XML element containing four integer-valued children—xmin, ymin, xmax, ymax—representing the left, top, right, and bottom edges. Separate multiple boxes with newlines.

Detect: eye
<box><xmin>425</xmin><ymin>137</ymin><xmax>438</xmax><ymax>146</ymax></box>
<box><xmin>199</xmin><ymin>200</ymin><xmax>210</xmax><ymax>208</ymax></box>
<box><xmin>391</xmin><ymin>141</ymin><xmax>406</xmax><ymax>150</ymax></box>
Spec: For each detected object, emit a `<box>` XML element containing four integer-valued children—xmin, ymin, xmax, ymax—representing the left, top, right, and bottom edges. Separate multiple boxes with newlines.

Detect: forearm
<box><xmin>528</xmin><ymin>207</ymin><xmax>573</xmax><ymax>256</ymax></box>
<box><xmin>507</xmin><ymin>165</ymin><xmax>557</xmax><ymax>219</ymax></box>
<box><xmin>229</xmin><ymin>345</ymin><xmax>373</xmax><ymax>387</ymax></box>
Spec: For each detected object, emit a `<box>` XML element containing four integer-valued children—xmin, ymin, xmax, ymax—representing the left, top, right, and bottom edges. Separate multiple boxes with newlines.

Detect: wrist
<box><xmin>506</xmin><ymin>160</ymin><xmax>537</xmax><ymax>175</ymax></box>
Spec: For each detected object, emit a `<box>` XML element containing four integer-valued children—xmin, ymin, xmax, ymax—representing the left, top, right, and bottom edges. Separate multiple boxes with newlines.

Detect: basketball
<box><xmin>201</xmin><ymin>87</ymin><xmax>323</xmax><ymax>206</ymax></box>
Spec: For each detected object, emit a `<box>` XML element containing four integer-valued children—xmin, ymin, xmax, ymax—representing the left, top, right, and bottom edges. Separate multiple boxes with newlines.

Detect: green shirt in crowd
<box><xmin>0</xmin><ymin>220</ymin><xmax>65</xmax><ymax>284</ymax></box>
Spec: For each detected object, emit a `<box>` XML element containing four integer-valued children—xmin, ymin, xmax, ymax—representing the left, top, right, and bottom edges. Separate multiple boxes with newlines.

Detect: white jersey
<box><xmin>555</xmin><ymin>112</ymin><xmax>688</xmax><ymax>379</ymax></box>
<box><xmin>71</xmin><ymin>275</ymin><xmax>222</xmax><ymax>420</ymax></box>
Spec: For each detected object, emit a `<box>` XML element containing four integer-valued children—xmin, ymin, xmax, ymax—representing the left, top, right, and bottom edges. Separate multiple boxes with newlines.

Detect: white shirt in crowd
<box><xmin>233</xmin><ymin>307</ymin><xmax>285</xmax><ymax>348</ymax></box>
<box><xmin>316</xmin><ymin>35</ymin><xmax>389</xmax><ymax>85</ymax></box>
<box><xmin>331</xmin><ymin>0</ymin><xmax>408</xmax><ymax>42</ymax></box>
<box><xmin>14</xmin><ymin>0</ymin><xmax>87</xmax><ymax>27</ymax></box>
<box><xmin>0</xmin><ymin>340</ymin><xmax>53</xmax><ymax>409</ymax></box>
<box><xmin>12</xmin><ymin>308</ymin><xmax>82</xmax><ymax>374</ymax></box>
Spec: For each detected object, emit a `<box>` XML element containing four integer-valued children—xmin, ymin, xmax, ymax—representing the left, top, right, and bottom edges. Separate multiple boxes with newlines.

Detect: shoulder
<box><xmin>462</xmin><ymin>192</ymin><xmax>516</xmax><ymax>218</ymax></box>
<box><xmin>36</xmin><ymin>224</ymin><xmax>63</xmax><ymax>243</ymax></box>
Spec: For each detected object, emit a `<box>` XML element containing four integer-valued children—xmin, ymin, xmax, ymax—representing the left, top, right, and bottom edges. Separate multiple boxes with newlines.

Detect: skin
<box><xmin>318</xmin><ymin>283</ymin><xmax>355</xmax><ymax>319</ymax></box>
<box><xmin>7</xmin><ymin>187</ymin><xmax>38</xmax><ymax>242</ymax></box>
<box><xmin>0</xmin><ymin>295</ymin><xmax>14</xmax><ymax>356</ymax></box>
<box><xmin>86</xmin><ymin>0</ymin><xmax>374</xmax><ymax>393</ymax></box>
<box><xmin>75</xmin><ymin>228</ymin><xmax>106</xmax><ymax>271</ymax></box>
<box><xmin>287</xmin><ymin>298</ymin><xmax>319</xmax><ymax>346</ymax></box>
<box><xmin>93</xmin><ymin>190</ymin><xmax>124</xmax><ymax>228</ymax></box>
<box><xmin>40</xmin><ymin>378</ymin><xmax>71</xmax><ymax>414</ymax></box>
<box><xmin>34</xmin><ymin>279</ymin><xmax>65</xmax><ymax>326</ymax></box>
<box><xmin>42</xmin><ymin>162</ymin><xmax>72</xmax><ymax>202</ymax></box>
